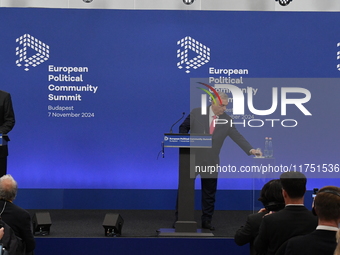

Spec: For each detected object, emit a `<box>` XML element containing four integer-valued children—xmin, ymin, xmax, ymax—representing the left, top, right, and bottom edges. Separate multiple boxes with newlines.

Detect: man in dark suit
<box><xmin>0</xmin><ymin>90</ymin><xmax>15</xmax><ymax>176</ymax></box>
<box><xmin>284</xmin><ymin>186</ymin><xmax>340</xmax><ymax>255</ymax></box>
<box><xmin>179</xmin><ymin>92</ymin><xmax>260</xmax><ymax>230</ymax></box>
<box><xmin>0</xmin><ymin>174</ymin><xmax>35</xmax><ymax>253</ymax></box>
<box><xmin>254</xmin><ymin>172</ymin><xmax>317</xmax><ymax>255</ymax></box>
<box><xmin>234</xmin><ymin>179</ymin><xmax>285</xmax><ymax>255</ymax></box>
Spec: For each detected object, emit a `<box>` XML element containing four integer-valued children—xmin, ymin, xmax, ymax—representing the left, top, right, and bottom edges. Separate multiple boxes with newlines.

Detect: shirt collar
<box><xmin>316</xmin><ymin>225</ymin><xmax>339</xmax><ymax>231</ymax></box>
<box><xmin>209</xmin><ymin>106</ymin><xmax>218</xmax><ymax>121</ymax></box>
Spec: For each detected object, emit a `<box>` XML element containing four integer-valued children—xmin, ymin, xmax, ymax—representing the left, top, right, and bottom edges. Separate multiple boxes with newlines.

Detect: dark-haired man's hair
<box><xmin>258</xmin><ymin>179</ymin><xmax>285</xmax><ymax>211</ymax></box>
<box><xmin>280</xmin><ymin>172</ymin><xmax>306</xmax><ymax>198</ymax></box>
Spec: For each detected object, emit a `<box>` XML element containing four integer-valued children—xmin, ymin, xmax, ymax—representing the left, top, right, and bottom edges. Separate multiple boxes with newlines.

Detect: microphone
<box><xmin>191</xmin><ymin>114</ymin><xmax>207</xmax><ymax>134</ymax></box>
<box><xmin>157</xmin><ymin>141</ymin><xmax>165</xmax><ymax>160</ymax></box>
<box><xmin>169</xmin><ymin>112</ymin><xmax>185</xmax><ymax>133</ymax></box>
<box><xmin>161</xmin><ymin>141</ymin><xmax>164</xmax><ymax>158</ymax></box>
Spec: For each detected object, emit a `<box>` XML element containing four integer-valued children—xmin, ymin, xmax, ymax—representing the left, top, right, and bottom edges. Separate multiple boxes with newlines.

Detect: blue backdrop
<box><xmin>0</xmin><ymin>8</ymin><xmax>339</xmax><ymax>191</ymax></box>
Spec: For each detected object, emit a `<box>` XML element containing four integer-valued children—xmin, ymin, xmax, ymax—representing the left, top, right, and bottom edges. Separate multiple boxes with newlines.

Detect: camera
<box><xmin>183</xmin><ymin>0</ymin><xmax>194</xmax><ymax>5</ymax></box>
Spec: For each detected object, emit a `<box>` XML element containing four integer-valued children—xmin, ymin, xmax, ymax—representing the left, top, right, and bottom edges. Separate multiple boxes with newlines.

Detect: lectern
<box><xmin>157</xmin><ymin>133</ymin><xmax>214</xmax><ymax>237</ymax></box>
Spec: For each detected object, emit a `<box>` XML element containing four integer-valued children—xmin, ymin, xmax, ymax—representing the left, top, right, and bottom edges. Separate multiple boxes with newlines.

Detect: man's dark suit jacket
<box><xmin>0</xmin><ymin>90</ymin><xmax>15</xmax><ymax>158</ymax></box>
<box><xmin>284</xmin><ymin>229</ymin><xmax>337</xmax><ymax>255</ymax></box>
<box><xmin>234</xmin><ymin>211</ymin><xmax>267</xmax><ymax>255</ymax></box>
<box><xmin>0</xmin><ymin>199</ymin><xmax>35</xmax><ymax>253</ymax></box>
<box><xmin>253</xmin><ymin>205</ymin><xmax>318</xmax><ymax>255</ymax></box>
<box><xmin>179</xmin><ymin>107</ymin><xmax>253</xmax><ymax>166</ymax></box>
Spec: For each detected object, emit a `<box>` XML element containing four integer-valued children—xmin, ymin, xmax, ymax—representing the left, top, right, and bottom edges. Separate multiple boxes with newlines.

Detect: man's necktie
<box><xmin>210</xmin><ymin>115</ymin><xmax>217</xmax><ymax>134</ymax></box>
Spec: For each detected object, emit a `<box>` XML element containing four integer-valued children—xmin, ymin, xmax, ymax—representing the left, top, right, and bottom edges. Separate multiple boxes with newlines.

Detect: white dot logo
<box><xmin>15</xmin><ymin>34</ymin><xmax>50</xmax><ymax>71</ymax></box>
<box><xmin>177</xmin><ymin>36</ymin><xmax>210</xmax><ymax>74</ymax></box>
